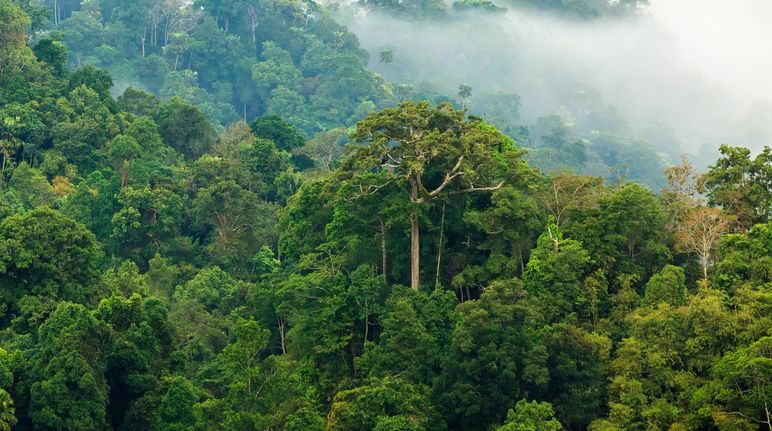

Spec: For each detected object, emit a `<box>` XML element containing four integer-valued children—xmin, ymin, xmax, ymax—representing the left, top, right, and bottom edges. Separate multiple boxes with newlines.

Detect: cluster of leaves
<box><xmin>0</xmin><ymin>2</ymin><xmax>771</xmax><ymax>430</ymax></box>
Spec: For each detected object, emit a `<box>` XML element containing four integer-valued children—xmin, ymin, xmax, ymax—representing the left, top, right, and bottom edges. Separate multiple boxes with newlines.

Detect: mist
<box><xmin>334</xmin><ymin>0</ymin><xmax>772</xmax><ymax>165</ymax></box>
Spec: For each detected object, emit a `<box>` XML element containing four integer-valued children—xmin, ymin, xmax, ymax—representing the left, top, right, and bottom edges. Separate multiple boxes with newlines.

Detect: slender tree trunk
<box><xmin>435</xmin><ymin>202</ymin><xmax>446</xmax><ymax>287</ymax></box>
<box><xmin>380</xmin><ymin>220</ymin><xmax>388</xmax><ymax>283</ymax></box>
<box><xmin>410</xmin><ymin>178</ymin><xmax>421</xmax><ymax>290</ymax></box>
<box><xmin>278</xmin><ymin>317</ymin><xmax>286</xmax><ymax>354</ymax></box>
<box><xmin>151</xmin><ymin>19</ymin><xmax>157</xmax><ymax>47</ymax></box>
<box><xmin>120</xmin><ymin>165</ymin><xmax>128</xmax><ymax>188</ymax></box>
<box><xmin>702</xmin><ymin>255</ymin><xmax>708</xmax><ymax>283</ymax></box>
<box><xmin>248</xmin><ymin>6</ymin><xmax>258</xmax><ymax>43</ymax></box>
<box><xmin>141</xmin><ymin>26</ymin><xmax>147</xmax><ymax>58</ymax></box>
<box><xmin>411</xmin><ymin>214</ymin><xmax>420</xmax><ymax>290</ymax></box>
<box><xmin>363</xmin><ymin>317</ymin><xmax>369</xmax><ymax>348</ymax></box>
<box><xmin>350</xmin><ymin>337</ymin><xmax>357</xmax><ymax>374</ymax></box>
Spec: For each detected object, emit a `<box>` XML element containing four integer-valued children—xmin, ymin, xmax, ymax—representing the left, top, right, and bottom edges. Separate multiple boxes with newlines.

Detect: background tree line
<box><xmin>13</xmin><ymin>0</ymin><xmax>674</xmax><ymax>191</ymax></box>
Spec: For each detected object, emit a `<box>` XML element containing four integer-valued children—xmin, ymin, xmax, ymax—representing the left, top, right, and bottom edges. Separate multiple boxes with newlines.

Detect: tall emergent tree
<box><xmin>347</xmin><ymin>101</ymin><xmax>526</xmax><ymax>290</ymax></box>
<box><xmin>458</xmin><ymin>84</ymin><xmax>472</xmax><ymax>109</ymax></box>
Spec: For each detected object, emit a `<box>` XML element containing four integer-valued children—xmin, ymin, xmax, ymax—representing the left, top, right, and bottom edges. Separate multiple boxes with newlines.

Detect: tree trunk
<box><xmin>363</xmin><ymin>317</ymin><xmax>369</xmax><ymax>349</ymax></box>
<box><xmin>141</xmin><ymin>26</ymin><xmax>147</xmax><ymax>58</ymax></box>
<box><xmin>119</xmin><ymin>164</ymin><xmax>128</xmax><ymax>188</ymax></box>
<box><xmin>380</xmin><ymin>220</ymin><xmax>388</xmax><ymax>283</ymax></box>
<box><xmin>278</xmin><ymin>317</ymin><xmax>286</xmax><ymax>354</ymax></box>
<box><xmin>410</xmin><ymin>177</ymin><xmax>421</xmax><ymax>290</ymax></box>
<box><xmin>411</xmin><ymin>214</ymin><xmax>420</xmax><ymax>290</ymax></box>
<box><xmin>248</xmin><ymin>6</ymin><xmax>258</xmax><ymax>43</ymax></box>
<box><xmin>435</xmin><ymin>203</ymin><xmax>446</xmax><ymax>287</ymax></box>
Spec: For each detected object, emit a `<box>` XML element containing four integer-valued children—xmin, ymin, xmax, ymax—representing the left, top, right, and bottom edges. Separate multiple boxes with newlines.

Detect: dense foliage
<box><xmin>0</xmin><ymin>1</ymin><xmax>770</xmax><ymax>430</ymax></box>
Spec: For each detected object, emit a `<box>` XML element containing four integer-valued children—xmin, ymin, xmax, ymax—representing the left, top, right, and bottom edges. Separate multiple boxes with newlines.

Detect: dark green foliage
<box><xmin>0</xmin><ymin>207</ymin><xmax>102</xmax><ymax>310</ymax></box>
<box><xmin>33</xmin><ymin>38</ymin><xmax>67</xmax><ymax>76</ymax></box>
<box><xmin>152</xmin><ymin>375</ymin><xmax>200</xmax><ymax>431</ymax></box>
<box><xmin>642</xmin><ymin>265</ymin><xmax>687</xmax><ymax>306</ymax></box>
<box><xmin>543</xmin><ymin>325</ymin><xmax>610</xmax><ymax>429</ymax></box>
<box><xmin>29</xmin><ymin>302</ymin><xmax>110</xmax><ymax>431</ymax></box>
<box><xmin>436</xmin><ymin>280</ymin><xmax>548</xmax><ymax>429</ymax></box>
<box><xmin>117</xmin><ymin>87</ymin><xmax>161</xmax><ymax>117</ymax></box>
<box><xmin>155</xmin><ymin>98</ymin><xmax>217</xmax><ymax>159</ymax></box>
<box><xmin>358</xmin><ymin>287</ymin><xmax>454</xmax><ymax>386</ymax></box>
<box><xmin>250</xmin><ymin>115</ymin><xmax>306</xmax><ymax>152</ymax></box>
<box><xmin>67</xmin><ymin>65</ymin><xmax>114</xmax><ymax>104</ymax></box>
<box><xmin>62</xmin><ymin>170</ymin><xmax>120</xmax><ymax>241</ymax></box>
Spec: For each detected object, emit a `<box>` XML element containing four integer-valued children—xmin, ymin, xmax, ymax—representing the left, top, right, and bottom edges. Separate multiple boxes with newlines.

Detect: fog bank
<box><xmin>337</xmin><ymin>0</ymin><xmax>772</xmax><ymax>163</ymax></box>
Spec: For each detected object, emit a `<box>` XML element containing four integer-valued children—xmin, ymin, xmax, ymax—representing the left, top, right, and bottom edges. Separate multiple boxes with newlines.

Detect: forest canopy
<box><xmin>0</xmin><ymin>0</ymin><xmax>770</xmax><ymax>431</ymax></box>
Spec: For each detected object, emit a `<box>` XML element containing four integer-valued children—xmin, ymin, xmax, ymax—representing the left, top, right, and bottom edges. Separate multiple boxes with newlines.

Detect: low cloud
<box><xmin>335</xmin><ymin>0</ymin><xmax>772</xmax><ymax>164</ymax></box>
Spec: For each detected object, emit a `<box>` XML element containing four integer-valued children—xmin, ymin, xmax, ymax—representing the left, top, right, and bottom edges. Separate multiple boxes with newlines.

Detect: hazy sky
<box><xmin>339</xmin><ymin>0</ymin><xmax>772</xmax><ymax>161</ymax></box>
<box><xmin>646</xmin><ymin>0</ymin><xmax>772</xmax><ymax>145</ymax></box>
<box><xmin>649</xmin><ymin>0</ymin><xmax>772</xmax><ymax>103</ymax></box>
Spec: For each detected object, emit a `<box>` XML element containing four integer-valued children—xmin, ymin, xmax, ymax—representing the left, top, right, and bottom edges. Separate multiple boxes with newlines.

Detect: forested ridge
<box><xmin>1</xmin><ymin>0</ymin><xmax>771</xmax><ymax>430</ymax></box>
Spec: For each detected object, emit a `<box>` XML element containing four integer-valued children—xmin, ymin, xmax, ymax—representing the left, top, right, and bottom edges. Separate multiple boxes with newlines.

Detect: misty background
<box><xmin>334</xmin><ymin>0</ymin><xmax>772</xmax><ymax>167</ymax></box>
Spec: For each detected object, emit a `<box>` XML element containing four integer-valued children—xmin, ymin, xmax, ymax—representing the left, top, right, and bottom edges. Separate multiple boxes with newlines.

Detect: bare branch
<box><xmin>450</xmin><ymin>180</ymin><xmax>505</xmax><ymax>195</ymax></box>
<box><xmin>343</xmin><ymin>179</ymin><xmax>395</xmax><ymax>202</ymax></box>
<box><xmin>427</xmin><ymin>156</ymin><xmax>465</xmax><ymax>199</ymax></box>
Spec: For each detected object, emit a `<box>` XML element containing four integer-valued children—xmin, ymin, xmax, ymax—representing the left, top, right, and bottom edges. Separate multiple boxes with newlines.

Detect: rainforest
<box><xmin>0</xmin><ymin>0</ymin><xmax>770</xmax><ymax>430</ymax></box>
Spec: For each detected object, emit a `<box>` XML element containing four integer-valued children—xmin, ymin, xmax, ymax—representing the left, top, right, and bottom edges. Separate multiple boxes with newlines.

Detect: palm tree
<box><xmin>164</xmin><ymin>32</ymin><xmax>191</xmax><ymax>71</ymax></box>
<box><xmin>379</xmin><ymin>48</ymin><xmax>394</xmax><ymax>64</ymax></box>
<box><xmin>395</xmin><ymin>84</ymin><xmax>414</xmax><ymax>101</ymax></box>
